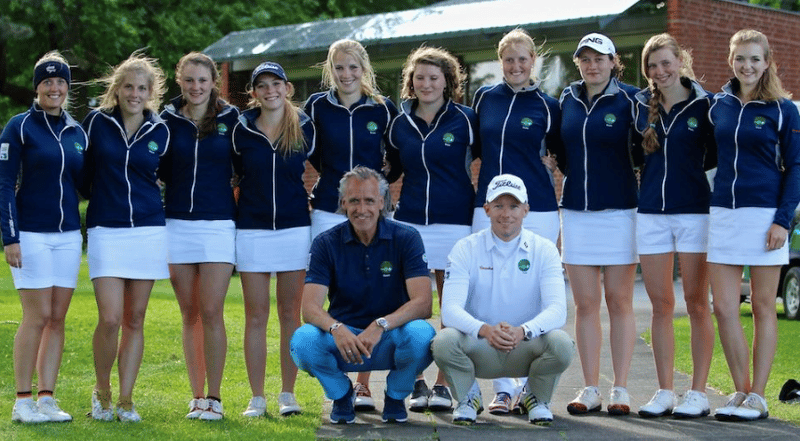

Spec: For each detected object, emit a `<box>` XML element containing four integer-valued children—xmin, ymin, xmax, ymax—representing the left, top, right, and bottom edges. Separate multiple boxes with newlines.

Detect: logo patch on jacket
<box><xmin>687</xmin><ymin>117</ymin><xmax>698</xmax><ymax>130</ymax></box>
<box><xmin>754</xmin><ymin>116</ymin><xmax>766</xmax><ymax>129</ymax></box>
<box><xmin>217</xmin><ymin>123</ymin><xmax>228</xmax><ymax>135</ymax></box>
<box><xmin>74</xmin><ymin>142</ymin><xmax>84</xmax><ymax>153</ymax></box>
<box><xmin>443</xmin><ymin>133</ymin><xmax>455</xmax><ymax>144</ymax></box>
<box><xmin>380</xmin><ymin>261</ymin><xmax>393</xmax><ymax>277</ymax></box>
<box><xmin>148</xmin><ymin>141</ymin><xmax>159</xmax><ymax>154</ymax></box>
<box><xmin>0</xmin><ymin>143</ymin><xmax>9</xmax><ymax>161</ymax></box>
<box><xmin>604</xmin><ymin>114</ymin><xmax>616</xmax><ymax>126</ymax></box>
<box><xmin>521</xmin><ymin>117</ymin><xmax>533</xmax><ymax>129</ymax></box>
<box><xmin>518</xmin><ymin>259</ymin><xmax>530</xmax><ymax>273</ymax></box>
<box><xmin>367</xmin><ymin>121</ymin><xmax>378</xmax><ymax>134</ymax></box>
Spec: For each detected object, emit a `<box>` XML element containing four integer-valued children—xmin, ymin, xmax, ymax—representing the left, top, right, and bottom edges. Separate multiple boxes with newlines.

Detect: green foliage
<box><xmin>0</xmin><ymin>264</ymin><xmax>324</xmax><ymax>440</ymax></box>
<box><xmin>749</xmin><ymin>0</ymin><xmax>800</xmax><ymax>11</ymax></box>
<box><xmin>0</xmin><ymin>0</ymin><xmax>435</xmax><ymax>121</ymax></box>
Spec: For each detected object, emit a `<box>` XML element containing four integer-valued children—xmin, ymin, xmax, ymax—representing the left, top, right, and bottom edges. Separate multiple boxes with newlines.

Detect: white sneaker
<box><xmin>36</xmin><ymin>396</ymin><xmax>71</xmax><ymax>422</ymax></box>
<box><xmin>452</xmin><ymin>382</ymin><xmax>482</xmax><ymax>425</ymax></box>
<box><xmin>714</xmin><ymin>391</ymin><xmax>747</xmax><ymax>421</ymax></box>
<box><xmin>522</xmin><ymin>394</ymin><xmax>552</xmax><ymax>426</ymax></box>
<box><xmin>186</xmin><ymin>398</ymin><xmax>208</xmax><ymax>419</ymax></box>
<box><xmin>608</xmin><ymin>386</ymin><xmax>630</xmax><ymax>415</ymax></box>
<box><xmin>278</xmin><ymin>392</ymin><xmax>301</xmax><ymax>416</ymax></box>
<box><xmin>567</xmin><ymin>386</ymin><xmax>602</xmax><ymax>414</ymax></box>
<box><xmin>90</xmin><ymin>390</ymin><xmax>114</xmax><ymax>421</ymax></box>
<box><xmin>199</xmin><ymin>398</ymin><xmax>223</xmax><ymax>421</ymax></box>
<box><xmin>242</xmin><ymin>396</ymin><xmax>266</xmax><ymax>417</ymax></box>
<box><xmin>673</xmin><ymin>390</ymin><xmax>710</xmax><ymax>418</ymax></box>
<box><xmin>638</xmin><ymin>389</ymin><xmax>675</xmax><ymax>418</ymax></box>
<box><xmin>11</xmin><ymin>398</ymin><xmax>49</xmax><ymax>424</ymax></box>
<box><xmin>730</xmin><ymin>392</ymin><xmax>769</xmax><ymax>421</ymax></box>
<box><xmin>116</xmin><ymin>405</ymin><xmax>141</xmax><ymax>422</ymax></box>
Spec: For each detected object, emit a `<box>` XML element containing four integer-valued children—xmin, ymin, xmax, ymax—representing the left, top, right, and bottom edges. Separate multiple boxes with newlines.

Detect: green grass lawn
<box><xmin>647</xmin><ymin>303</ymin><xmax>800</xmax><ymax>425</ymax></box>
<box><xmin>0</xmin><ymin>258</ymin><xmax>324</xmax><ymax>440</ymax></box>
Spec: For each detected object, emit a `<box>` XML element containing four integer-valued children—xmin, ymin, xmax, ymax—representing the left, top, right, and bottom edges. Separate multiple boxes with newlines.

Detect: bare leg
<box><xmin>748</xmin><ymin>265</ymin><xmax>780</xmax><ymax>397</ymax></box>
<box><xmin>640</xmin><ymin>253</ymin><xmax>675</xmax><ymax>390</ymax></box>
<box><xmin>15</xmin><ymin>288</ymin><xmax>52</xmax><ymax>392</ymax></box>
<box><xmin>117</xmin><ymin>279</ymin><xmax>154</xmax><ymax>400</ymax></box>
<box><xmin>197</xmin><ymin>263</ymin><xmax>233</xmax><ymax>399</ymax></box>
<box><xmin>565</xmin><ymin>264</ymin><xmax>602</xmax><ymax>386</ymax></box>
<box><xmin>604</xmin><ymin>264</ymin><xmax>636</xmax><ymax>387</ymax></box>
<box><xmin>169</xmin><ymin>264</ymin><xmax>206</xmax><ymax>398</ymax></box>
<box><xmin>241</xmin><ymin>271</ymin><xmax>270</xmax><ymax>397</ymax></box>
<box><xmin>709</xmin><ymin>263</ymin><xmax>750</xmax><ymax>393</ymax></box>
<box><xmin>36</xmin><ymin>286</ymin><xmax>74</xmax><ymax>392</ymax></box>
<box><xmin>434</xmin><ymin>269</ymin><xmax>448</xmax><ymax>386</ymax></box>
<box><xmin>677</xmin><ymin>253</ymin><xmax>713</xmax><ymax>392</ymax></box>
<box><xmin>276</xmin><ymin>270</ymin><xmax>303</xmax><ymax>393</ymax></box>
<box><xmin>93</xmin><ymin>278</ymin><xmax>125</xmax><ymax>392</ymax></box>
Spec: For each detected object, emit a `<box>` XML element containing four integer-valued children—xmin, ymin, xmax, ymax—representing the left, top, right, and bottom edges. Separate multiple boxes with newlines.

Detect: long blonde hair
<box><xmin>641</xmin><ymin>34</ymin><xmax>696</xmax><ymax>154</ymax></box>
<box><xmin>97</xmin><ymin>50</ymin><xmax>166</xmax><ymax>114</ymax></box>
<box><xmin>247</xmin><ymin>74</ymin><xmax>305</xmax><ymax>156</ymax></box>
<box><xmin>320</xmin><ymin>39</ymin><xmax>384</xmax><ymax>104</ymax></box>
<box><xmin>728</xmin><ymin>29</ymin><xmax>791</xmax><ymax>102</ymax></box>
<box><xmin>497</xmin><ymin>28</ymin><xmax>539</xmax><ymax>81</ymax></box>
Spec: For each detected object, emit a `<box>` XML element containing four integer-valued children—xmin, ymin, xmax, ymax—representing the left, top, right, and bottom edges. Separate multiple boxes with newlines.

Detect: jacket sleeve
<box><xmin>384</xmin><ymin>117</ymin><xmax>404</xmax><ymax>183</ymax></box>
<box><xmin>78</xmin><ymin>113</ymin><xmax>96</xmax><ymax>200</ymax></box>
<box><xmin>774</xmin><ymin>100</ymin><xmax>800</xmax><ymax>229</ymax></box>
<box><xmin>0</xmin><ymin>118</ymin><xmax>23</xmax><ymax>245</ymax></box>
<box><xmin>440</xmin><ymin>238</ymin><xmax>484</xmax><ymax>338</ymax></box>
<box><xmin>520</xmin><ymin>240</ymin><xmax>567</xmax><ymax>337</ymax></box>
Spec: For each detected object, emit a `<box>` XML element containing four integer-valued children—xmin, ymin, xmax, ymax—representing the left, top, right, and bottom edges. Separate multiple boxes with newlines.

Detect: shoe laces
<box><xmin>726</xmin><ymin>391</ymin><xmax>746</xmax><ymax>407</ymax></box>
<box><xmin>354</xmin><ymin>383</ymin><xmax>371</xmax><ymax>396</ymax></box>
<box><xmin>208</xmin><ymin>399</ymin><xmax>223</xmax><ymax>413</ymax></box>
<box><xmin>741</xmin><ymin>394</ymin><xmax>764</xmax><ymax>410</ymax></box>
<box><xmin>279</xmin><ymin>392</ymin><xmax>297</xmax><ymax>407</ymax></box>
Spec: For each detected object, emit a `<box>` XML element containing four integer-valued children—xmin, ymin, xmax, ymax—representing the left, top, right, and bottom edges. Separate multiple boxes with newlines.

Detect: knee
<box><xmin>650</xmin><ymin>293</ymin><xmax>675</xmax><ymax>317</ymax></box>
<box><xmin>45</xmin><ymin>314</ymin><xmax>66</xmax><ymax>331</ymax></box>
<box><xmin>97</xmin><ymin>310</ymin><xmax>122</xmax><ymax>332</ymax></box>
<box><xmin>123</xmin><ymin>309</ymin><xmax>147</xmax><ymax>331</ymax></box>
<box><xmin>431</xmin><ymin>327</ymin><xmax>463</xmax><ymax>362</ymax></box>
<box><xmin>684</xmin><ymin>293</ymin><xmax>711</xmax><ymax>317</ymax></box>
<box><xmin>290</xmin><ymin>324</ymin><xmax>323</xmax><ymax>368</ymax></box>
<box><xmin>605</xmin><ymin>294</ymin><xmax>633</xmax><ymax>315</ymax></box>
<box><xmin>276</xmin><ymin>300</ymin><xmax>300</xmax><ymax>323</ymax></box>
<box><xmin>397</xmin><ymin>320</ymin><xmax>435</xmax><ymax>350</ymax></box>
<box><xmin>200</xmin><ymin>304</ymin><xmax>224</xmax><ymax>325</ymax></box>
<box><xmin>544</xmin><ymin>329</ymin><xmax>575</xmax><ymax>370</ymax></box>
<box><xmin>245</xmin><ymin>307</ymin><xmax>269</xmax><ymax>328</ymax></box>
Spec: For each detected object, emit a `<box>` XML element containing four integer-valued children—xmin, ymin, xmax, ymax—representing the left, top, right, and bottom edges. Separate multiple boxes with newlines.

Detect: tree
<box><xmin>0</xmin><ymin>0</ymin><xmax>435</xmax><ymax>123</ymax></box>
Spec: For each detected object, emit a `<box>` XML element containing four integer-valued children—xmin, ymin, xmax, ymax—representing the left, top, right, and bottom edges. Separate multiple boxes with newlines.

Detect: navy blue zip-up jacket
<box><xmin>709</xmin><ymin>80</ymin><xmax>800</xmax><ymax>229</ymax></box>
<box><xmin>159</xmin><ymin>97</ymin><xmax>239</xmax><ymax>221</ymax></box>
<box><xmin>82</xmin><ymin>107</ymin><xmax>170</xmax><ymax>228</ymax></box>
<box><xmin>558</xmin><ymin>78</ymin><xmax>641</xmax><ymax>211</ymax></box>
<box><xmin>634</xmin><ymin>79</ymin><xmax>716</xmax><ymax>214</ymax></box>
<box><xmin>0</xmin><ymin>103</ymin><xmax>87</xmax><ymax>245</ymax></box>
<box><xmin>232</xmin><ymin>107</ymin><xmax>316</xmax><ymax>230</ymax></box>
<box><xmin>386</xmin><ymin>99</ymin><xmax>480</xmax><ymax>226</ymax></box>
<box><xmin>472</xmin><ymin>81</ymin><xmax>561</xmax><ymax>211</ymax></box>
<box><xmin>304</xmin><ymin>91</ymin><xmax>398</xmax><ymax>213</ymax></box>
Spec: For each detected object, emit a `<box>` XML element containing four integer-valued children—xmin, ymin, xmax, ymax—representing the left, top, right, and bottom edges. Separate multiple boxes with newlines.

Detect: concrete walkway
<box><xmin>316</xmin><ymin>278</ymin><xmax>800</xmax><ymax>440</ymax></box>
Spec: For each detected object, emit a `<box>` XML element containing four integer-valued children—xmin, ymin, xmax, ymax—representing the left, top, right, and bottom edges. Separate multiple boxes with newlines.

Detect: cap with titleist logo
<box><xmin>250</xmin><ymin>61</ymin><xmax>288</xmax><ymax>88</ymax></box>
<box><xmin>486</xmin><ymin>174</ymin><xmax>527</xmax><ymax>204</ymax></box>
<box><xmin>573</xmin><ymin>33</ymin><xmax>616</xmax><ymax>58</ymax></box>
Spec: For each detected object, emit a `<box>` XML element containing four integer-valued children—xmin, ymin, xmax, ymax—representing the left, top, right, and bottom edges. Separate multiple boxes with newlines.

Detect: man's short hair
<box><xmin>336</xmin><ymin>166</ymin><xmax>392</xmax><ymax>216</ymax></box>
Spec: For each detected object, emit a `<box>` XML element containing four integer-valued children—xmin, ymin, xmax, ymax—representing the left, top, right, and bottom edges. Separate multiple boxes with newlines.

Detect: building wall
<box><xmin>669</xmin><ymin>0</ymin><xmax>800</xmax><ymax>96</ymax></box>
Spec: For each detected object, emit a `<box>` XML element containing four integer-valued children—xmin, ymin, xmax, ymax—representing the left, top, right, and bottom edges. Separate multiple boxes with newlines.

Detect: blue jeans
<box><xmin>291</xmin><ymin>320</ymin><xmax>435</xmax><ymax>401</ymax></box>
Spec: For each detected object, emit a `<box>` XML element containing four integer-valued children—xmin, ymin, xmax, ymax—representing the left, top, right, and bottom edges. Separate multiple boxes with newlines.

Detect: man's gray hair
<box><xmin>336</xmin><ymin>166</ymin><xmax>392</xmax><ymax>216</ymax></box>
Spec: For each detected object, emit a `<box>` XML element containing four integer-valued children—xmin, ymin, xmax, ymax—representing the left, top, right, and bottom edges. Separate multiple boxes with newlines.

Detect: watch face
<box><xmin>377</xmin><ymin>318</ymin><xmax>388</xmax><ymax>329</ymax></box>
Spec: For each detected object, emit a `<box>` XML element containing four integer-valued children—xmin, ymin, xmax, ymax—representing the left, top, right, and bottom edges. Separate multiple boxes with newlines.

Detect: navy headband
<box><xmin>33</xmin><ymin>61</ymin><xmax>71</xmax><ymax>90</ymax></box>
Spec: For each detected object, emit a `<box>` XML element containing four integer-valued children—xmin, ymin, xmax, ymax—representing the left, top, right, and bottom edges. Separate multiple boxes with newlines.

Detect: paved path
<box><xmin>316</xmin><ymin>278</ymin><xmax>800</xmax><ymax>440</ymax></box>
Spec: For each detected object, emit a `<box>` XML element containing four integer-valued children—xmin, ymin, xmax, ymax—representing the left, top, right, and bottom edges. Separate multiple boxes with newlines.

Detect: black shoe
<box><xmin>408</xmin><ymin>379</ymin><xmax>430</xmax><ymax>412</ymax></box>
<box><xmin>428</xmin><ymin>384</ymin><xmax>453</xmax><ymax>411</ymax></box>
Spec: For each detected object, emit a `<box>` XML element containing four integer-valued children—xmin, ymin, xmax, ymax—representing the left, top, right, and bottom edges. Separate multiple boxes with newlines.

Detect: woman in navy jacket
<box><xmin>471</xmin><ymin>28</ymin><xmax>562</xmax><ymax>415</ymax></box>
<box><xmin>159</xmin><ymin>52</ymin><xmax>239</xmax><ymax>421</ymax></box>
<box><xmin>82</xmin><ymin>52</ymin><xmax>170</xmax><ymax>423</ymax></box>
<box><xmin>232</xmin><ymin>62</ymin><xmax>315</xmax><ymax>418</ymax></box>
<box><xmin>305</xmin><ymin>39</ymin><xmax>398</xmax><ymax>240</ymax></box>
<box><xmin>558</xmin><ymin>33</ymin><xmax>640</xmax><ymax>416</ymax></box>
<box><xmin>1</xmin><ymin>52</ymin><xmax>85</xmax><ymax>424</ymax></box>
<box><xmin>634</xmin><ymin>34</ymin><xmax>716</xmax><ymax>419</ymax></box>
<box><xmin>707</xmin><ymin>30</ymin><xmax>800</xmax><ymax>422</ymax></box>
<box><xmin>386</xmin><ymin>46</ymin><xmax>480</xmax><ymax>411</ymax></box>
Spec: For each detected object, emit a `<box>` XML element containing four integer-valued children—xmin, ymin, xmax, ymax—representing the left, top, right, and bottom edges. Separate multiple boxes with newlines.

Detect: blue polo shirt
<box><xmin>306</xmin><ymin>217</ymin><xmax>429</xmax><ymax>329</ymax></box>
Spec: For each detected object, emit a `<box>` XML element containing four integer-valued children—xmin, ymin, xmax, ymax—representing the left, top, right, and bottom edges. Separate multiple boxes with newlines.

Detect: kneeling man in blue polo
<box><xmin>290</xmin><ymin>166</ymin><xmax>435</xmax><ymax>424</ymax></box>
<box><xmin>432</xmin><ymin>174</ymin><xmax>575</xmax><ymax>426</ymax></box>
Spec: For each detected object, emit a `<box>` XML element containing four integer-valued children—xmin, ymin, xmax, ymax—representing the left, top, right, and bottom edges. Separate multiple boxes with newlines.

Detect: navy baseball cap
<box><xmin>250</xmin><ymin>62</ymin><xmax>288</xmax><ymax>87</ymax></box>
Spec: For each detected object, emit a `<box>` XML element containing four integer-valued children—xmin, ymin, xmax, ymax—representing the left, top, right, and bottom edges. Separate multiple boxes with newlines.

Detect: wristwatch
<box><xmin>521</xmin><ymin>324</ymin><xmax>534</xmax><ymax>341</ymax></box>
<box><xmin>376</xmin><ymin>317</ymin><xmax>389</xmax><ymax>332</ymax></box>
<box><xmin>329</xmin><ymin>322</ymin><xmax>342</xmax><ymax>333</ymax></box>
